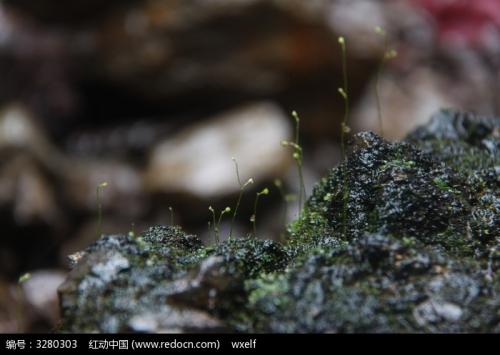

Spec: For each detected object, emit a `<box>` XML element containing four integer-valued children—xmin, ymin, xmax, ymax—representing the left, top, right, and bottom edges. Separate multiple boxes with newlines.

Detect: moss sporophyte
<box><xmin>230</xmin><ymin>157</ymin><xmax>254</xmax><ymax>239</ymax></box>
<box><xmin>209</xmin><ymin>206</ymin><xmax>231</xmax><ymax>243</ymax></box>
<box><xmin>274</xmin><ymin>178</ymin><xmax>295</xmax><ymax>240</ymax></box>
<box><xmin>281</xmin><ymin>111</ymin><xmax>306</xmax><ymax>213</ymax></box>
<box><xmin>337</xmin><ymin>36</ymin><xmax>352</xmax><ymax>238</ymax></box>
<box><xmin>251</xmin><ymin>187</ymin><xmax>269</xmax><ymax>237</ymax></box>
<box><xmin>337</xmin><ymin>36</ymin><xmax>351</xmax><ymax>159</ymax></box>
<box><xmin>17</xmin><ymin>272</ymin><xmax>31</xmax><ymax>332</ymax></box>
<box><xmin>96</xmin><ymin>181</ymin><xmax>108</xmax><ymax>238</ymax></box>
<box><xmin>169</xmin><ymin>206</ymin><xmax>174</xmax><ymax>225</ymax></box>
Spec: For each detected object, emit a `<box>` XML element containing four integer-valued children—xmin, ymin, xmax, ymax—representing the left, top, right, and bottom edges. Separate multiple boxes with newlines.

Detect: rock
<box><xmin>77</xmin><ymin>0</ymin><xmax>342</xmax><ymax>101</ymax></box>
<box><xmin>408</xmin><ymin>109</ymin><xmax>500</xmax><ymax>142</ymax></box>
<box><xmin>0</xmin><ymin>105</ymin><xmax>66</xmax><ymax>277</ymax></box>
<box><xmin>0</xmin><ymin>104</ymin><xmax>46</xmax><ymax>150</ymax></box>
<box><xmin>292</xmin><ymin>129</ymin><xmax>469</xmax><ymax>243</ymax></box>
<box><xmin>1</xmin><ymin>0</ymin><xmax>377</xmax><ymax>142</ymax></box>
<box><xmin>62</xmin><ymin>159</ymin><xmax>145</xmax><ymax>216</ymax></box>
<box><xmin>59</xmin><ymin>111</ymin><xmax>499</xmax><ymax>333</ymax></box>
<box><xmin>0</xmin><ymin>155</ymin><xmax>60</xmax><ymax>226</ymax></box>
<box><xmin>22</xmin><ymin>270</ymin><xmax>66</xmax><ymax>327</ymax></box>
<box><xmin>58</xmin><ymin>226</ymin><xmax>287</xmax><ymax>332</ymax></box>
<box><xmin>146</xmin><ymin>102</ymin><xmax>291</xmax><ymax>197</ymax></box>
<box><xmin>127</xmin><ymin>309</ymin><xmax>225</xmax><ymax>333</ymax></box>
<box><xmin>0</xmin><ymin>104</ymin><xmax>148</xmax><ymax>279</ymax></box>
<box><xmin>167</xmin><ymin>239</ymin><xmax>288</xmax><ymax>313</ymax></box>
<box><xmin>0</xmin><ymin>271</ymin><xmax>64</xmax><ymax>333</ymax></box>
<box><xmin>58</xmin><ymin>226</ymin><xmax>218</xmax><ymax>332</ymax></box>
<box><xmin>166</xmin><ymin>256</ymin><xmax>244</xmax><ymax>312</ymax></box>
<box><xmin>0</xmin><ymin>104</ymin><xmax>146</xmax><ymax>217</ymax></box>
<box><xmin>263</xmin><ymin>109</ymin><xmax>499</xmax><ymax>332</ymax></box>
<box><xmin>352</xmin><ymin>67</ymin><xmax>456</xmax><ymax>139</ymax></box>
<box><xmin>414</xmin><ymin>300</ymin><xmax>463</xmax><ymax>327</ymax></box>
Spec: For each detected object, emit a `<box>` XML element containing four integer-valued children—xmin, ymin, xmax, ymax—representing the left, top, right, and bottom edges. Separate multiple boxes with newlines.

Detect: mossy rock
<box><xmin>58</xmin><ymin>226</ymin><xmax>287</xmax><ymax>332</ymax></box>
<box><xmin>59</xmin><ymin>109</ymin><xmax>499</xmax><ymax>333</ymax></box>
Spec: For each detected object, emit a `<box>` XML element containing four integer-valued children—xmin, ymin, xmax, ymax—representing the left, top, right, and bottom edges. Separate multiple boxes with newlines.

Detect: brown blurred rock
<box><xmin>0</xmin><ymin>104</ymin><xmax>147</xmax><ymax>218</ymax></box>
<box><xmin>0</xmin><ymin>103</ymin><xmax>148</xmax><ymax>278</ymax></box>
<box><xmin>146</xmin><ymin>102</ymin><xmax>291</xmax><ymax>198</ymax></box>
<box><xmin>0</xmin><ymin>271</ymin><xmax>65</xmax><ymax>333</ymax></box>
<box><xmin>350</xmin><ymin>8</ymin><xmax>500</xmax><ymax>141</ymax></box>
<box><xmin>22</xmin><ymin>270</ymin><xmax>66</xmax><ymax>328</ymax></box>
<box><xmin>352</xmin><ymin>67</ymin><xmax>455</xmax><ymax>140</ymax></box>
<box><xmin>63</xmin><ymin>160</ymin><xmax>145</xmax><ymax>217</ymax></box>
<box><xmin>83</xmin><ymin>0</ymin><xmax>339</xmax><ymax>99</ymax></box>
<box><xmin>0</xmin><ymin>105</ymin><xmax>60</xmax><ymax>224</ymax></box>
<box><xmin>5</xmin><ymin>156</ymin><xmax>60</xmax><ymax>226</ymax></box>
<box><xmin>0</xmin><ymin>0</ymin><xmax>376</xmax><ymax>141</ymax></box>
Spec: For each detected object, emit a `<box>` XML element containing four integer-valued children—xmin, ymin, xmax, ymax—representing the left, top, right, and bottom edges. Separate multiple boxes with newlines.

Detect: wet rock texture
<box><xmin>59</xmin><ymin>110</ymin><xmax>499</xmax><ymax>333</ymax></box>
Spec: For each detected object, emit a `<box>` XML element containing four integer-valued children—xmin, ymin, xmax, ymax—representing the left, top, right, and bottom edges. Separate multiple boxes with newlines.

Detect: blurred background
<box><xmin>1</xmin><ymin>0</ymin><xmax>500</xmax><ymax>332</ymax></box>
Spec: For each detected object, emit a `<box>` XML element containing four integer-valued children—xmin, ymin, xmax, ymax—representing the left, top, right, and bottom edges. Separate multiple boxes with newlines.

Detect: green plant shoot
<box><xmin>338</xmin><ymin>36</ymin><xmax>351</xmax><ymax>159</ymax></box>
<box><xmin>210</xmin><ymin>206</ymin><xmax>231</xmax><ymax>243</ymax></box>
<box><xmin>17</xmin><ymin>272</ymin><xmax>31</xmax><ymax>332</ymax></box>
<box><xmin>169</xmin><ymin>206</ymin><xmax>174</xmax><ymax>226</ymax></box>
<box><xmin>209</xmin><ymin>206</ymin><xmax>216</xmax><ymax>242</ymax></box>
<box><xmin>251</xmin><ymin>187</ymin><xmax>269</xmax><ymax>237</ymax></box>
<box><xmin>128</xmin><ymin>223</ymin><xmax>136</xmax><ymax>238</ymax></box>
<box><xmin>230</xmin><ymin>157</ymin><xmax>254</xmax><ymax>238</ymax></box>
<box><xmin>96</xmin><ymin>181</ymin><xmax>108</xmax><ymax>238</ymax></box>
<box><xmin>281</xmin><ymin>111</ymin><xmax>306</xmax><ymax>212</ymax></box>
<box><xmin>218</xmin><ymin>207</ymin><xmax>231</xmax><ymax>242</ymax></box>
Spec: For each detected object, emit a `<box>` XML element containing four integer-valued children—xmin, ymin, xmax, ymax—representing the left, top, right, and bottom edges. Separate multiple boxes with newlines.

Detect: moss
<box><xmin>213</xmin><ymin>238</ymin><xmax>289</xmax><ymax>279</ymax></box>
<box><xmin>240</xmin><ymin>110</ymin><xmax>499</xmax><ymax>332</ymax></box>
<box><xmin>60</xmin><ymin>109</ymin><xmax>499</xmax><ymax>333</ymax></box>
<box><xmin>294</xmin><ymin>131</ymin><xmax>471</xmax><ymax>249</ymax></box>
<box><xmin>242</xmin><ymin>231</ymin><xmax>497</xmax><ymax>332</ymax></box>
<box><xmin>59</xmin><ymin>226</ymin><xmax>208</xmax><ymax>332</ymax></box>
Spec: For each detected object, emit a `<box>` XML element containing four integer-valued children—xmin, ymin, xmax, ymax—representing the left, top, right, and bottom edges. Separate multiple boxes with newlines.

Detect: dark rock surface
<box><xmin>59</xmin><ymin>110</ymin><xmax>499</xmax><ymax>333</ymax></box>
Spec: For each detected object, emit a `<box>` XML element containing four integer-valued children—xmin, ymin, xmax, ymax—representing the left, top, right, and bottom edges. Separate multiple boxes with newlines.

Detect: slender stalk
<box><xmin>209</xmin><ymin>206</ymin><xmax>231</xmax><ymax>243</ymax></box>
<box><xmin>274</xmin><ymin>179</ymin><xmax>288</xmax><ymax>234</ymax></box>
<box><xmin>229</xmin><ymin>157</ymin><xmax>254</xmax><ymax>239</ymax></box>
<box><xmin>282</xmin><ymin>111</ymin><xmax>306</xmax><ymax>213</ymax></box>
<box><xmin>230</xmin><ymin>192</ymin><xmax>242</xmax><ymax>239</ymax></box>
<box><xmin>295</xmin><ymin>153</ymin><xmax>305</xmax><ymax>211</ymax></box>
<box><xmin>292</xmin><ymin>111</ymin><xmax>305</xmax><ymax>209</ymax></box>
<box><xmin>337</xmin><ymin>36</ymin><xmax>353</xmax><ymax>239</ymax></box>
<box><xmin>209</xmin><ymin>206</ymin><xmax>217</xmax><ymax>243</ymax></box>
<box><xmin>129</xmin><ymin>223</ymin><xmax>136</xmax><ymax>238</ymax></box>
<box><xmin>338</xmin><ymin>36</ymin><xmax>350</xmax><ymax>159</ymax></box>
<box><xmin>251</xmin><ymin>188</ymin><xmax>269</xmax><ymax>237</ymax></box>
<box><xmin>217</xmin><ymin>207</ymin><xmax>231</xmax><ymax>243</ymax></box>
<box><xmin>17</xmin><ymin>273</ymin><xmax>31</xmax><ymax>333</ymax></box>
<box><xmin>96</xmin><ymin>181</ymin><xmax>108</xmax><ymax>237</ymax></box>
<box><xmin>375</xmin><ymin>69</ymin><xmax>384</xmax><ymax>136</ymax></box>
<box><xmin>374</xmin><ymin>27</ymin><xmax>386</xmax><ymax>136</ymax></box>
<box><xmin>169</xmin><ymin>206</ymin><xmax>174</xmax><ymax>226</ymax></box>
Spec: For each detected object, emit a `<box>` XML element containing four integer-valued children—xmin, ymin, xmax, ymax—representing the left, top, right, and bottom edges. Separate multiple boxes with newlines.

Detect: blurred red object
<box><xmin>411</xmin><ymin>0</ymin><xmax>500</xmax><ymax>48</ymax></box>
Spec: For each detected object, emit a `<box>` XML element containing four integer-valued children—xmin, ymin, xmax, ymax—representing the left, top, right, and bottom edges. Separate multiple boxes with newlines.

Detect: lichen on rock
<box><xmin>59</xmin><ymin>109</ymin><xmax>499</xmax><ymax>333</ymax></box>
